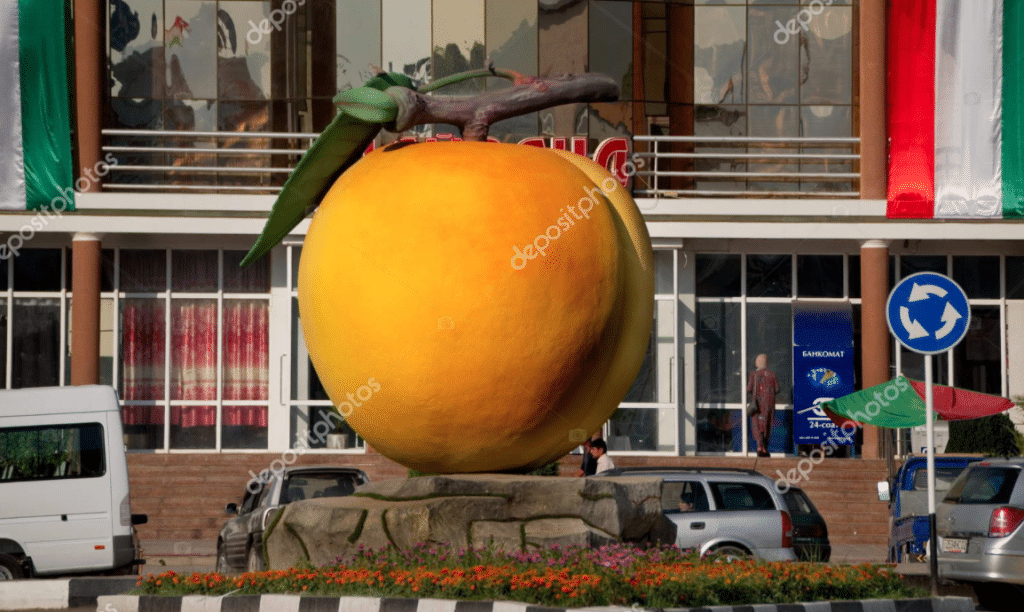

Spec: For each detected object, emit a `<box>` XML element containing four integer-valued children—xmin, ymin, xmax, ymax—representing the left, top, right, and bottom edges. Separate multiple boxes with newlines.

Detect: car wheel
<box><xmin>215</xmin><ymin>544</ymin><xmax>230</xmax><ymax>575</ymax></box>
<box><xmin>703</xmin><ymin>545</ymin><xmax>750</xmax><ymax>562</ymax></box>
<box><xmin>0</xmin><ymin>553</ymin><xmax>25</xmax><ymax>580</ymax></box>
<box><xmin>247</xmin><ymin>546</ymin><xmax>265</xmax><ymax>573</ymax></box>
<box><xmin>974</xmin><ymin>582</ymin><xmax>1024</xmax><ymax>612</ymax></box>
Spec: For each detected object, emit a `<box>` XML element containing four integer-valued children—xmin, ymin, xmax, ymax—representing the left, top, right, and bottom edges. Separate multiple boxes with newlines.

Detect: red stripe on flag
<box><xmin>887</xmin><ymin>0</ymin><xmax>936</xmax><ymax>218</ymax></box>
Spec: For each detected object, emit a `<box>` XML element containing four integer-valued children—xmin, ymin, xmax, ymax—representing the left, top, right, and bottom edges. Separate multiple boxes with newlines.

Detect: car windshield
<box><xmin>281</xmin><ymin>472</ymin><xmax>358</xmax><ymax>503</ymax></box>
<box><xmin>944</xmin><ymin>466</ymin><xmax>1021</xmax><ymax>504</ymax></box>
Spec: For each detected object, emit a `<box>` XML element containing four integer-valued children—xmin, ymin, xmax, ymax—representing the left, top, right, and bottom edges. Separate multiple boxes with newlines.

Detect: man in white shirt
<box><xmin>589</xmin><ymin>438</ymin><xmax>616</xmax><ymax>474</ymax></box>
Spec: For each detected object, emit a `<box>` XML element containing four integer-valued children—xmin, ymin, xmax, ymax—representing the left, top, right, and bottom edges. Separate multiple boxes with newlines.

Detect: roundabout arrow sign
<box><xmin>886</xmin><ymin>272</ymin><xmax>971</xmax><ymax>354</ymax></box>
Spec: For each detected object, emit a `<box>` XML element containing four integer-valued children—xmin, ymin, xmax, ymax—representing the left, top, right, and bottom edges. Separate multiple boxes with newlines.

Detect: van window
<box><xmin>0</xmin><ymin>423</ymin><xmax>105</xmax><ymax>481</ymax></box>
<box><xmin>945</xmin><ymin>466</ymin><xmax>1021</xmax><ymax>504</ymax></box>
<box><xmin>913</xmin><ymin>467</ymin><xmax>965</xmax><ymax>491</ymax></box>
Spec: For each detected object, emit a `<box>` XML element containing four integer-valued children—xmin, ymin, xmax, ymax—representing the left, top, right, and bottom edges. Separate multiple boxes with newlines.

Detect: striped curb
<box><xmin>0</xmin><ymin>577</ymin><xmax>138</xmax><ymax>611</ymax></box>
<box><xmin>88</xmin><ymin>596</ymin><xmax>977</xmax><ymax>612</ymax></box>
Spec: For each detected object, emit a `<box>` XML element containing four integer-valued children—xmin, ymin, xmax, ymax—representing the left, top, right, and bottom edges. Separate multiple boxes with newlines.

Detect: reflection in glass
<box><xmin>697</xmin><ymin>408</ymin><xmax>738</xmax><ymax>453</ymax></box>
<box><xmin>747</xmin><ymin>6</ymin><xmax>798</xmax><ymax>104</ymax></box>
<box><xmin>696</xmin><ymin>254</ymin><xmax>741</xmax><ymax>297</ymax></box>
<box><xmin>165</xmin><ymin>1</ymin><xmax>217</xmax><ymax>100</ymax></box>
<box><xmin>337</xmin><ymin>1</ymin><xmax>382</xmax><ymax>93</ymax></box>
<box><xmin>747</xmin><ymin>254</ymin><xmax>792</xmax><ymax>298</ymax></box>
<box><xmin>953</xmin><ymin>256</ymin><xmax>1000</xmax><ymax>299</ymax></box>
<box><xmin>697</xmin><ymin>302</ymin><xmax>741</xmax><ymax>403</ymax></box>
<box><xmin>486</xmin><ymin>0</ymin><xmax>538</xmax><ymax>142</ymax></box>
<box><xmin>539</xmin><ymin>0</ymin><xmax>588</xmax><ymax>137</ymax></box>
<box><xmin>900</xmin><ymin>255</ymin><xmax>947</xmax><ymax>279</ymax></box>
<box><xmin>749</xmin><ymin>106</ymin><xmax>798</xmax><ymax>192</ymax></box>
<box><xmin>694</xmin><ymin>6</ymin><xmax>745</xmax><ymax>105</ymax></box>
<box><xmin>222</xmin><ymin>406</ymin><xmax>268</xmax><ymax>449</ymax></box>
<box><xmin>382</xmin><ymin>0</ymin><xmax>431</xmax><ymax>88</ymax></box>
<box><xmin>800</xmin><ymin>105</ymin><xmax>852</xmax><ymax>193</ymax></box>
<box><xmin>900</xmin><ymin>350</ymin><xmax>949</xmax><ymax>386</ymax></box>
<box><xmin>608</xmin><ymin>408</ymin><xmax>658</xmax><ymax>452</ymax></box>
<box><xmin>110</xmin><ymin>0</ymin><xmax>164</xmax><ymax>97</ymax></box>
<box><xmin>1008</xmin><ymin>256</ymin><xmax>1024</xmax><ymax>299</ymax></box>
<box><xmin>217</xmin><ymin>1</ymin><xmax>271</xmax><ymax>100</ymax></box>
<box><xmin>655</xmin><ymin>250</ymin><xmax>675</xmax><ymax>294</ymax></box>
<box><xmin>954</xmin><ymin>306</ymin><xmax>1002</xmax><ymax>394</ymax></box>
<box><xmin>797</xmin><ymin>255</ymin><xmax>844</xmax><ymax>298</ymax></box>
<box><xmin>696</xmin><ymin>104</ymin><xmax>746</xmax><ymax>193</ymax></box>
<box><xmin>13</xmin><ymin>249</ymin><xmax>62</xmax><ymax>291</ymax></box>
<box><xmin>590</xmin><ymin>1</ymin><xmax>633</xmax><ymax>100</ymax></box>
<box><xmin>432</xmin><ymin>0</ymin><xmax>485</xmax><ymax>96</ymax></box>
<box><xmin>291</xmin><ymin>406</ymin><xmax>362</xmax><ymax>450</ymax></box>
<box><xmin>800</xmin><ymin>7</ymin><xmax>852</xmax><ymax>105</ymax></box>
<box><xmin>12</xmin><ymin>298</ymin><xmax>60</xmax><ymax>389</ymax></box>
<box><xmin>746</xmin><ymin>302</ymin><xmax>792</xmax><ymax>404</ymax></box>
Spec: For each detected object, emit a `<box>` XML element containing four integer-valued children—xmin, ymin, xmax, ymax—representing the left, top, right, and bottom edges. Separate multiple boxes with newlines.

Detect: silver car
<box><xmin>604</xmin><ymin>467</ymin><xmax>796</xmax><ymax>561</ymax></box>
<box><xmin>937</xmin><ymin>458</ymin><xmax>1024</xmax><ymax>611</ymax></box>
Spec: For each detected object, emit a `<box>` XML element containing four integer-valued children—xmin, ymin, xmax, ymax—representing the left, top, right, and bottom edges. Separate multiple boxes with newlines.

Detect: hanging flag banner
<box><xmin>0</xmin><ymin>0</ymin><xmax>75</xmax><ymax>211</ymax></box>
<box><xmin>792</xmin><ymin>301</ymin><xmax>856</xmax><ymax>445</ymax></box>
<box><xmin>887</xmin><ymin>0</ymin><xmax>1024</xmax><ymax>219</ymax></box>
<box><xmin>821</xmin><ymin>376</ymin><xmax>1016</xmax><ymax>428</ymax></box>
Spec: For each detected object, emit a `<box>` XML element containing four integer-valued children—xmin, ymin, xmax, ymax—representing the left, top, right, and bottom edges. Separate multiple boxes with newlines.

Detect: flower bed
<box><xmin>134</xmin><ymin>543</ymin><xmax>923</xmax><ymax>608</ymax></box>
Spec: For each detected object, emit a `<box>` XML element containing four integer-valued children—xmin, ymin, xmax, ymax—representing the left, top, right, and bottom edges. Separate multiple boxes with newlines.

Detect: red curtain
<box><xmin>121</xmin><ymin>253</ymin><xmax>268</xmax><ymax>429</ymax></box>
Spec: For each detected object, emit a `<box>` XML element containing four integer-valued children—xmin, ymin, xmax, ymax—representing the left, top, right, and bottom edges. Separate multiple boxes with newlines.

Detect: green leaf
<box><xmin>334</xmin><ymin>88</ymin><xmax>398</xmax><ymax>124</ymax></box>
<box><xmin>241</xmin><ymin>73</ymin><xmax>415</xmax><ymax>267</ymax></box>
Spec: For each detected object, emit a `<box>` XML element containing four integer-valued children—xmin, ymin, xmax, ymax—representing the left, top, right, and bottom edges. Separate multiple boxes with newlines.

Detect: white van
<box><xmin>0</xmin><ymin>385</ymin><xmax>145</xmax><ymax>579</ymax></box>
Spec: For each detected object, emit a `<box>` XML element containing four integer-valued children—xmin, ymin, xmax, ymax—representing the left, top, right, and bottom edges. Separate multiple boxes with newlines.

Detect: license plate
<box><xmin>941</xmin><ymin>537</ymin><xmax>968</xmax><ymax>554</ymax></box>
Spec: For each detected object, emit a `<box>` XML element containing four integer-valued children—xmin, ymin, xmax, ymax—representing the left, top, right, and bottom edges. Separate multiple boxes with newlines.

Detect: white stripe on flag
<box><xmin>934</xmin><ymin>0</ymin><xmax>1003</xmax><ymax>218</ymax></box>
<box><xmin>0</xmin><ymin>0</ymin><xmax>24</xmax><ymax>208</ymax></box>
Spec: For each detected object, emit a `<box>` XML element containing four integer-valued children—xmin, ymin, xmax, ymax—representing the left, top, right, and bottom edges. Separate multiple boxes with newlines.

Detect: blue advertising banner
<box><xmin>792</xmin><ymin>302</ymin><xmax>856</xmax><ymax>445</ymax></box>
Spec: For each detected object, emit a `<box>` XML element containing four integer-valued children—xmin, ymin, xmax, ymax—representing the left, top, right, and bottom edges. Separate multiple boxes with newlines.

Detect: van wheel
<box><xmin>0</xmin><ymin>553</ymin><xmax>24</xmax><ymax>580</ymax></box>
<box><xmin>247</xmin><ymin>547</ymin><xmax>265</xmax><ymax>573</ymax></box>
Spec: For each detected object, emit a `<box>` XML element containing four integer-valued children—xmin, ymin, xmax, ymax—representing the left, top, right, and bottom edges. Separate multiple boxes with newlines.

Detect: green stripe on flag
<box><xmin>1005</xmin><ymin>0</ymin><xmax>1024</xmax><ymax>218</ymax></box>
<box><xmin>820</xmin><ymin>376</ymin><xmax>933</xmax><ymax>429</ymax></box>
<box><xmin>19</xmin><ymin>0</ymin><xmax>74</xmax><ymax>211</ymax></box>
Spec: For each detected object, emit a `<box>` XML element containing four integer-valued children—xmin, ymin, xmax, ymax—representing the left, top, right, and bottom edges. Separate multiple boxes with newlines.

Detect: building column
<box><xmin>74</xmin><ymin>0</ymin><xmax>104</xmax><ymax>191</ymax></box>
<box><xmin>859</xmin><ymin>240</ymin><xmax>890</xmax><ymax>459</ymax></box>
<box><xmin>71</xmin><ymin>234</ymin><xmax>102</xmax><ymax>385</ymax></box>
<box><xmin>860</xmin><ymin>0</ymin><xmax>886</xmax><ymax>199</ymax></box>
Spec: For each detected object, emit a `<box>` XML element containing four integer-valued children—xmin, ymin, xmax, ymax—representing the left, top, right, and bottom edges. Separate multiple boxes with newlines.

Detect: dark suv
<box><xmin>216</xmin><ymin>466</ymin><xmax>368</xmax><ymax>573</ymax></box>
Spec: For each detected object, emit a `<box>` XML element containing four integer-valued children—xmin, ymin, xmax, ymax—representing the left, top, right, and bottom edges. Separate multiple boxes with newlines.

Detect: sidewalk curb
<box><xmin>87</xmin><ymin>596</ymin><xmax>976</xmax><ymax>612</ymax></box>
<box><xmin>0</xmin><ymin>577</ymin><xmax>138</xmax><ymax>610</ymax></box>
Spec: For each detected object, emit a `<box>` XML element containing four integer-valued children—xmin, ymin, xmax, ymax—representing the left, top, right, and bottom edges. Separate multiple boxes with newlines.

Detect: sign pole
<box><xmin>925</xmin><ymin>356</ymin><xmax>938</xmax><ymax>596</ymax></box>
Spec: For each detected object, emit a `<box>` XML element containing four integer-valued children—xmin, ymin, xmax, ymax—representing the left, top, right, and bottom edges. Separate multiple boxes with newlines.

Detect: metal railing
<box><xmin>101</xmin><ymin>130</ymin><xmax>860</xmax><ymax>198</ymax></box>
<box><xmin>632</xmin><ymin>136</ymin><xmax>860</xmax><ymax>199</ymax></box>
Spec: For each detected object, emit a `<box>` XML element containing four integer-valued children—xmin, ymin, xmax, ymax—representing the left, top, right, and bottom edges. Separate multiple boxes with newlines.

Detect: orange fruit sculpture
<box><xmin>298</xmin><ymin>140</ymin><xmax>653</xmax><ymax>473</ymax></box>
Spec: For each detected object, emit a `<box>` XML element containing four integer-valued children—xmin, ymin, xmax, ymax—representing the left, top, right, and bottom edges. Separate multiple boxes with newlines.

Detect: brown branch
<box><xmin>386</xmin><ymin>73</ymin><xmax>620</xmax><ymax>141</ymax></box>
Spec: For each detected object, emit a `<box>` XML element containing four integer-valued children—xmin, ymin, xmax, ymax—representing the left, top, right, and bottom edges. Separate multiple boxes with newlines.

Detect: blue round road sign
<box><xmin>886</xmin><ymin>272</ymin><xmax>971</xmax><ymax>354</ymax></box>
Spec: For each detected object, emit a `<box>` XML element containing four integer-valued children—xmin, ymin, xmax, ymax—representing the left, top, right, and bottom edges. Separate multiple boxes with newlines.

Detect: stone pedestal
<box><xmin>265</xmin><ymin>474</ymin><xmax>664</xmax><ymax>569</ymax></box>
